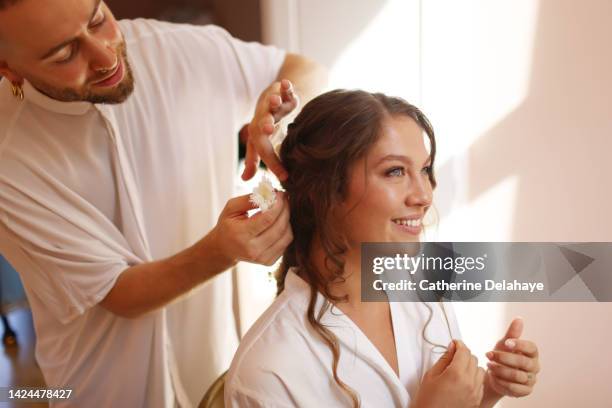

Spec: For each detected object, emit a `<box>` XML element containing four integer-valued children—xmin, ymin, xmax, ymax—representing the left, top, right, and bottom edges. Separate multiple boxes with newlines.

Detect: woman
<box><xmin>225</xmin><ymin>90</ymin><xmax>540</xmax><ymax>407</ymax></box>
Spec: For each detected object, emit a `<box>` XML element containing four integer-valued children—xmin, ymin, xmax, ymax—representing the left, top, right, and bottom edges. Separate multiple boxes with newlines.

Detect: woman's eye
<box><xmin>421</xmin><ymin>165</ymin><xmax>432</xmax><ymax>175</ymax></box>
<box><xmin>386</xmin><ymin>167</ymin><xmax>405</xmax><ymax>177</ymax></box>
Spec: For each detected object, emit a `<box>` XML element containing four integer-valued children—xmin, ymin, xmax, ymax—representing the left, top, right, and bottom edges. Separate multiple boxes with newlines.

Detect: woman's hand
<box><xmin>411</xmin><ymin>340</ymin><xmax>486</xmax><ymax>408</ymax></box>
<box><xmin>484</xmin><ymin>318</ymin><xmax>540</xmax><ymax>402</ymax></box>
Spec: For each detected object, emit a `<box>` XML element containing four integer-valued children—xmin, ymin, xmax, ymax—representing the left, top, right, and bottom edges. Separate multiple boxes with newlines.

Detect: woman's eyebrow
<box><xmin>376</xmin><ymin>154</ymin><xmax>431</xmax><ymax>166</ymax></box>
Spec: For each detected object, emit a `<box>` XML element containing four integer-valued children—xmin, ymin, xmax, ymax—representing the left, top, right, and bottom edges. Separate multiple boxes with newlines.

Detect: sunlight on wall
<box><xmin>420</xmin><ymin>4</ymin><xmax>540</xmax><ymax>406</ymax></box>
<box><xmin>328</xmin><ymin>0</ymin><xmax>421</xmax><ymax>102</ymax></box>
<box><xmin>434</xmin><ymin>174</ymin><xmax>519</xmax><ymax>241</ymax></box>
<box><xmin>423</xmin><ymin>0</ymin><xmax>540</xmax><ymax>165</ymax></box>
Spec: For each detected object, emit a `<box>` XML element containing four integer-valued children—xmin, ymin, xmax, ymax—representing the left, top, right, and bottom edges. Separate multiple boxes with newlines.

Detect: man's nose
<box><xmin>87</xmin><ymin>38</ymin><xmax>117</xmax><ymax>73</ymax></box>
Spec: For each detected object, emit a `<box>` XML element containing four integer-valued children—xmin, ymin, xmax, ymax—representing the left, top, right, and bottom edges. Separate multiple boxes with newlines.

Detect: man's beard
<box><xmin>30</xmin><ymin>41</ymin><xmax>136</xmax><ymax>105</ymax></box>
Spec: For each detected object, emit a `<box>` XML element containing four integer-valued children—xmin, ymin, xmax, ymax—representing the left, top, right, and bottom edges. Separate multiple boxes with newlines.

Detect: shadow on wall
<box><xmin>464</xmin><ymin>0</ymin><xmax>611</xmax><ymax>242</ymax></box>
<box><xmin>438</xmin><ymin>1</ymin><xmax>612</xmax><ymax>407</ymax></box>
<box><xmin>296</xmin><ymin>0</ymin><xmax>390</xmax><ymax>68</ymax></box>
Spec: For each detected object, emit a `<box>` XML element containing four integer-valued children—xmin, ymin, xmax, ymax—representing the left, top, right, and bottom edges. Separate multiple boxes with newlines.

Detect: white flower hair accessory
<box><xmin>250</xmin><ymin>175</ymin><xmax>277</xmax><ymax>212</ymax></box>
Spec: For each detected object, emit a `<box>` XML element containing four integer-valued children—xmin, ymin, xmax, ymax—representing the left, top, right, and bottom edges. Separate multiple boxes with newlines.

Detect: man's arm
<box><xmin>100</xmin><ymin>193</ymin><xmax>291</xmax><ymax>318</ymax></box>
<box><xmin>99</xmin><ymin>232</ymin><xmax>230</xmax><ymax>318</ymax></box>
<box><xmin>277</xmin><ymin>53</ymin><xmax>328</xmax><ymax>107</ymax></box>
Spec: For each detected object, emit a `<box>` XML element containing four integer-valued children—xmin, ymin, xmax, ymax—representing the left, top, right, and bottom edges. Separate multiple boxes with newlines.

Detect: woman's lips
<box><xmin>92</xmin><ymin>59</ymin><xmax>124</xmax><ymax>88</ymax></box>
<box><xmin>391</xmin><ymin>219</ymin><xmax>422</xmax><ymax>235</ymax></box>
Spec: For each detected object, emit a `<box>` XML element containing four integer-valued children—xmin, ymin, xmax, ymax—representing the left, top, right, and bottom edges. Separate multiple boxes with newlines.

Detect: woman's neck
<box><xmin>310</xmin><ymin>242</ymin><xmax>383</xmax><ymax>313</ymax></box>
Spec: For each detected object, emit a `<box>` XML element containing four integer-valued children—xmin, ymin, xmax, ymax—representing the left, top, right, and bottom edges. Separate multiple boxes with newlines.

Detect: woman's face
<box><xmin>336</xmin><ymin>115</ymin><xmax>433</xmax><ymax>248</ymax></box>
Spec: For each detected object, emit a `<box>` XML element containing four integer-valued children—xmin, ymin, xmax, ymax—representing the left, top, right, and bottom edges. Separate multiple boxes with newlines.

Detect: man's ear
<box><xmin>0</xmin><ymin>60</ymin><xmax>23</xmax><ymax>83</ymax></box>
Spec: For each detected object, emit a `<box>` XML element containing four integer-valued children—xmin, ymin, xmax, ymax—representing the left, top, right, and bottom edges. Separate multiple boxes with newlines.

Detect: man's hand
<box><xmin>484</xmin><ymin>318</ymin><xmax>540</xmax><ymax>401</ymax></box>
<box><xmin>100</xmin><ymin>192</ymin><xmax>292</xmax><ymax>319</ymax></box>
<box><xmin>206</xmin><ymin>192</ymin><xmax>293</xmax><ymax>267</ymax></box>
<box><xmin>242</xmin><ymin>79</ymin><xmax>299</xmax><ymax>182</ymax></box>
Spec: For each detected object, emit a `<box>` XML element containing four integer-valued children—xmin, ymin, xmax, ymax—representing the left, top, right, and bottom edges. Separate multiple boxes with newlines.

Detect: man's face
<box><xmin>0</xmin><ymin>0</ymin><xmax>134</xmax><ymax>104</ymax></box>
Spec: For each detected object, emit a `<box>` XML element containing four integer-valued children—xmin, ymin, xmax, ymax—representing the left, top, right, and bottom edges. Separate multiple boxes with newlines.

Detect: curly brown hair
<box><xmin>276</xmin><ymin>89</ymin><xmax>444</xmax><ymax>407</ymax></box>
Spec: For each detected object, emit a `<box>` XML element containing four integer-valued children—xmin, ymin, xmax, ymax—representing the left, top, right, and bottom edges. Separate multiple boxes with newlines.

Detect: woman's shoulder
<box><xmin>225</xmin><ymin>287</ymin><xmax>321</xmax><ymax>404</ymax></box>
<box><xmin>228</xmin><ymin>288</ymin><xmax>312</xmax><ymax>369</ymax></box>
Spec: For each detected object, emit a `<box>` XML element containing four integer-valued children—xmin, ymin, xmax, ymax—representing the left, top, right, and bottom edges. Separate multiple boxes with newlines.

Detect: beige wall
<box><xmin>421</xmin><ymin>2</ymin><xmax>612</xmax><ymax>404</ymax></box>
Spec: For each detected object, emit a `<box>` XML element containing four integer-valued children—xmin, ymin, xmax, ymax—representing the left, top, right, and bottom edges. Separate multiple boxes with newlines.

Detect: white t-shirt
<box><xmin>225</xmin><ymin>269</ymin><xmax>462</xmax><ymax>407</ymax></box>
<box><xmin>0</xmin><ymin>19</ymin><xmax>285</xmax><ymax>407</ymax></box>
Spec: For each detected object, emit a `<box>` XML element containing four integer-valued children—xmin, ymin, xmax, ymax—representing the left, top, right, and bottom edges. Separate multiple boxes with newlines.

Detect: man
<box><xmin>0</xmin><ymin>0</ymin><xmax>327</xmax><ymax>406</ymax></box>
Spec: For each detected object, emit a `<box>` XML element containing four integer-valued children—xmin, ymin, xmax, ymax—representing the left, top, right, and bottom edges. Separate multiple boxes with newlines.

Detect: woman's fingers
<box><xmin>503</xmin><ymin>338</ymin><xmax>539</xmax><ymax>358</ymax></box>
<box><xmin>487</xmin><ymin>371</ymin><xmax>533</xmax><ymax>398</ymax></box>
<box><xmin>486</xmin><ymin>362</ymin><xmax>535</xmax><ymax>385</ymax></box>
<box><xmin>486</xmin><ymin>350</ymin><xmax>540</xmax><ymax>374</ymax></box>
<box><xmin>448</xmin><ymin>340</ymin><xmax>472</xmax><ymax>371</ymax></box>
<box><xmin>475</xmin><ymin>367</ymin><xmax>486</xmax><ymax>400</ymax></box>
<box><xmin>468</xmin><ymin>354</ymin><xmax>479</xmax><ymax>383</ymax></box>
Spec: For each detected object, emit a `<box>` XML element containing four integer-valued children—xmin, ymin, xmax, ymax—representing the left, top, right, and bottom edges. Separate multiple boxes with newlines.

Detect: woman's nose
<box><xmin>406</xmin><ymin>177</ymin><xmax>432</xmax><ymax>207</ymax></box>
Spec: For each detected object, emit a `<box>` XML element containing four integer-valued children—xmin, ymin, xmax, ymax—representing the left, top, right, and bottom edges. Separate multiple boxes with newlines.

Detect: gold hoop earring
<box><xmin>10</xmin><ymin>82</ymin><xmax>24</xmax><ymax>101</ymax></box>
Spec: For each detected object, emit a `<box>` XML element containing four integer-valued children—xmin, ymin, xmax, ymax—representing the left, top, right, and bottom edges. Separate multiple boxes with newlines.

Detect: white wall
<box><xmin>259</xmin><ymin>0</ymin><xmax>612</xmax><ymax>405</ymax></box>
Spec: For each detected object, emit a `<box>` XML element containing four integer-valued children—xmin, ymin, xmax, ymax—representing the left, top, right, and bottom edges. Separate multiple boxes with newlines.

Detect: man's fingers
<box><xmin>280</xmin><ymin>79</ymin><xmax>292</xmax><ymax>96</ymax></box>
<box><xmin>241</xmin><ymin>140</ymin><xmax>260</xmax><ymax>181</ymax></box>
<box><xmin>272</xmin><ymin>104</ymin><xmax>297</xmax><ymax>123</ymax></box>
<box><xmin>258</xmin><ymin>220</ymin><xmax>294</xmax><ymax>266</ymax></box>
<box><xmin>268</xmin><ymin>83</ymin><xmax>296</xmax><ymax>120</ymax></box>
<box><xmin>252</xmin><ymin>129</ymin><xmax>287</xmax><ymax>180</ymax></box>
<box><xmin>268</xmin><ymin>94</ymin><xmax>282</xmax><ymax>110</ymax></box>
<box><xmin>248</xmin><ymin>192</ymin><xmax>286</xmax><ymax>236</ymax></box>
<box><xmin>259</xmin><ymin>114</ymin><xmax>275</xmax><ymax>134</ymax></box>
<box><xmin>244</xmin><ymin>114</ymin><xmax>288</xmax><ymax>180</ymax></box>
<box><xmin>280</xmin><ymin>79</ymin><xmax>296</xmax><ymax>103</ymax></box>
<box><xmin>254</xmin><ymin>195</ymin><xmax>290</xmax><ymax>246</ymax></box>
<box><xmin>267</xmin><ymin>79</ymin><xmax>298</xmax><ymax>122</ymax></box>
<box><xmin>223</xmin><ymin>194</ymin><xmax>258</xmax><ymax>216</ymax></box>
<box><xmin>268</xmin><ymin>94</ymin><xmax>283</xmax><ymax>120</ymax></box>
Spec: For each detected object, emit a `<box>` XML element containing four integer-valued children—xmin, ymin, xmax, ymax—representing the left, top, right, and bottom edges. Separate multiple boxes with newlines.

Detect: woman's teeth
<box><xmin>392</xmin><ymin>218</ymin><xmax>421</xmax><ymax>227</ymax></box>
